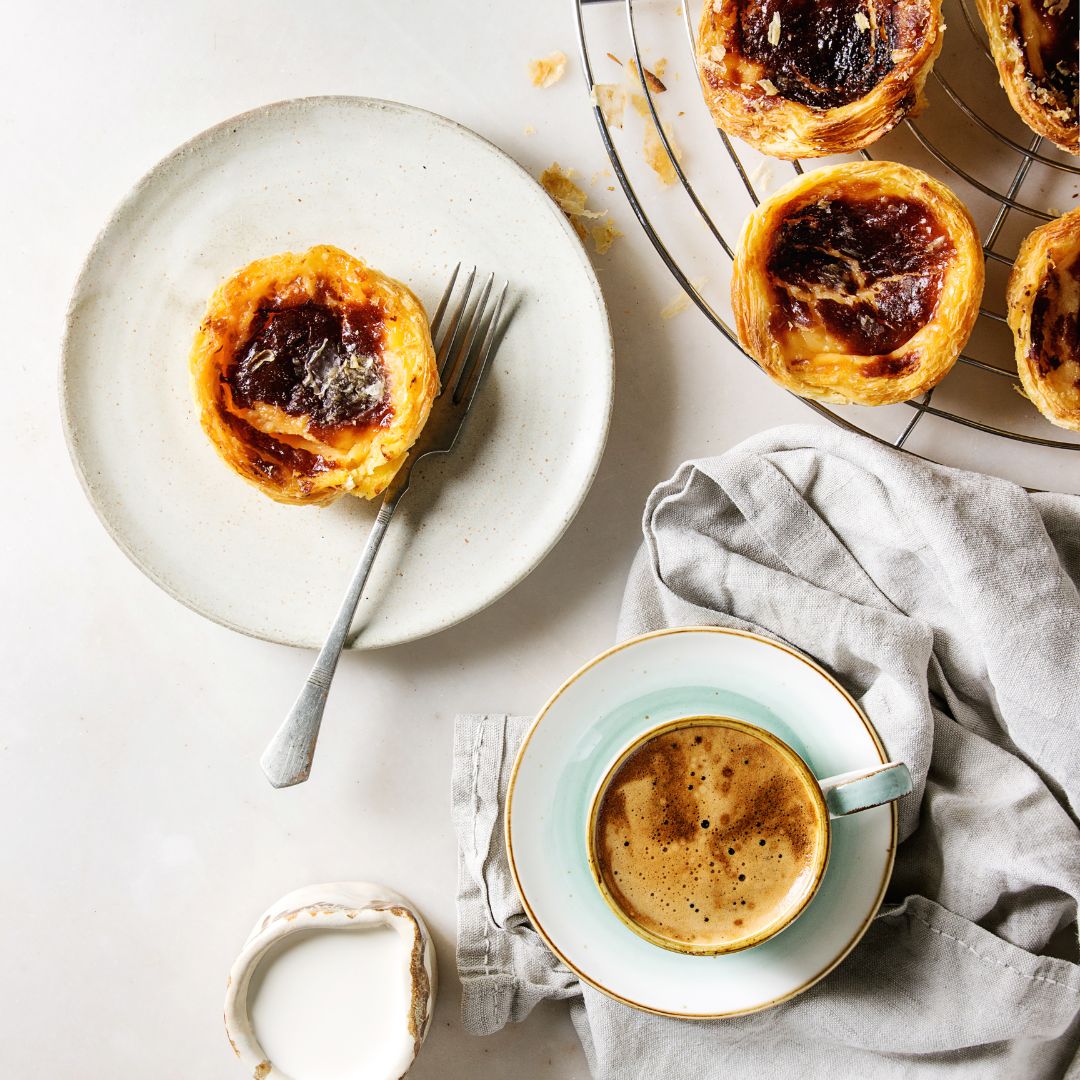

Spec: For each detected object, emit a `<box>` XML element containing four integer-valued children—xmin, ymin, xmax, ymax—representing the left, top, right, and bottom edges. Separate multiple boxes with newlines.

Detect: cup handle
<box><xmin>819</xmin><ymin>762</ymin><xmax>912</xmax><ymax>819</ymax></box>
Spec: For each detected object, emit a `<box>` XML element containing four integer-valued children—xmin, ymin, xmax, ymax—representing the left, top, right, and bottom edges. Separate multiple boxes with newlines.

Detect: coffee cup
<box><xmin>587</xmin><ymin>715</ymin><xmax>911</xmax><ymax>956</ymax></box>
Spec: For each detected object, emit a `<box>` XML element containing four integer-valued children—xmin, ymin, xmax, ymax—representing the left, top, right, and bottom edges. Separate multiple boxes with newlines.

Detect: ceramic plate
<box><xmin>61</xmin><ymin>96</ymin><xmax>612</xmax><ymax>649</ymax></box>
<box><xmin>506</xmin><ymin>627</ymin><xmax>897</xmax><ymax>1018</ymax></box>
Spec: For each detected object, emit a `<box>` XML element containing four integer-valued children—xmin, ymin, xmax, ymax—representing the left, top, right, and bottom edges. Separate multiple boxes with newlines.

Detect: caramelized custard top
<box><xmin>227</xmin><ymin>301</ymin><xmax>389</xmax><ymax>431</ymax></box>
<box><xmin>1029</xmin><ymin>247</ymin><xmax>1080</xmax><ymax>378</ymax></box>
<box><xmin>736</xmin><ymin>0</ymin><xmax>904</xmax><ymax>109</ymax></box>
<box><xmin>1014</xmin><ymin>0</ymin><xmax>1079</xmax><ymax>124</ymax></box>
<box><xmin>766</xmin><ymin>188</ymin><xmax>954</xmax><ymax>358</ymax></box>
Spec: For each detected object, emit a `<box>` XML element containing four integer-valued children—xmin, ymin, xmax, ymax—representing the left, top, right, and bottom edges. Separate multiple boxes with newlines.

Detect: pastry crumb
<box><xmin>529</xmin><ymin>52</ymin><xmax>568</xmax><ymax>88</ymax></box>
<box><xmin>627</xmin><ymin>57</ymin><xmax>667</xmax><ymax>94</ymax></box>
<box><xmin>757</xmin><ymin>78</ymin><xmax>779</xmax><ymax>96</ymax></box>
<box><xmin>660</xmin><ymin>278</ymin><xmax>706</xmax><ymax>319</ymax></box>
<box><xmin>644</xmin><ymin>119</ymin><xmax>683</xmax><ymax>185</ymax></box>
<box><xmin>590</xmin><ymin>218</ymin><xmax>623</xmax><ymax>255</ymax></box>
<box><xmin>607</xmin><ymin>51</ymin><xmax>623</xmax><ymax>66</ymax></box>
<box><xmin>631</xmin><ymin>92</ymin><xmax>650</xmax><ymax>117</ymax></box>
<box><xmin>748</xmin><ymin>160</ymin><xmax>773</xmax><ymax>191</ymax></box>
<box><xmin>854</xmin><ymin>11</ymin><xmax>870</xmax><ymax>30</ymax></box>
<box><xmin>592</xmin><ymin>83</ymin><xmax>627</xmax><ymax>128</ymax></box>
<box><xmin>644</xmin><ymin>67</ymin><xmax>667</xmax><ymax>93</ymax></box>
<box><xmin>540</xmin><ymin>163</ymin><xmax>621</xmax><ymax>255</ymax></box>
<box><xmin>654</xmin><ymin>58</ymin><xmax>668</xmax><ymax>78</ymax></box>
<box><xmin>660</xmin><ymin>294</ymin><xmax>690</xmax><ymax>319</ymax></box>
<box><xmin>540</xmin><ymin>163</ymin><xmax>601</xmax><ymax>220</ymax></box>
<box><xmin>709</xmin><ymin>44</ymin><xmax>727</xmax><ymax>63</ymax></box>
<box><xmin>767</xmin><ymin>12</ymin><xmax>782</xmax><ymax>44</ymax></box>
<box><xmin>523</xmin><ymin>124</ymin><xmax>536</xmax><ymax>135</ymax></box>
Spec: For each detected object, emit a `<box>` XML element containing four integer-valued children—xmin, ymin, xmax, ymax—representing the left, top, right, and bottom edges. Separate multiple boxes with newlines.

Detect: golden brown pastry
<box><xmin>190</xmin><ymin>246</ymin><xmax>438</xmax><ymax>505</ymax></box>
<box><xmin>731</xmin><ymin>161</ymin><xmax>984</xmax><ymax>406</ymax></box>
<box><xmin>976</xmin><ymin>0</ymin><xmax>1079</xmax><ymax>154</ymax></box>
<box><xmin>1007</xmin><ymin>208</ymin><xmax>1080</xmax><ymax>430</ymax></box>
<box><xmin>695</xmin><ymin>0</ymin><xmax>945</xmax><ymax>158</ymax></box>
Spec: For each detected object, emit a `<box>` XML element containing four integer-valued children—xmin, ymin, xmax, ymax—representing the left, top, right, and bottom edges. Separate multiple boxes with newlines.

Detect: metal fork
<box><xmin>260</xmin><ymin>266</ymin><xmax>508</xmax><ymax>789</ymax></box>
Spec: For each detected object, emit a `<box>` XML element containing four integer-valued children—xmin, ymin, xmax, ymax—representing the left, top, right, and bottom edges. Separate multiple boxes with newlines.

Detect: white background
<box><xmin>4</xmin><ymin>1</ymin><xmax>1076</xmax><ymax>1077</ymax></box>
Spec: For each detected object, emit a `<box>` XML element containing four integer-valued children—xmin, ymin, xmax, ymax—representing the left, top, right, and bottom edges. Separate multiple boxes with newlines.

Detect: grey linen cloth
<box><xmin>452</xmin><ymin>424</ymin><xmax>1080</xmax><ymax>1078</ymax></box>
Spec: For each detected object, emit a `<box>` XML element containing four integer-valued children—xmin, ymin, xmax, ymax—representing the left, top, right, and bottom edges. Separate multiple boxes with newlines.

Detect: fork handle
<box><xmin>260</xmin><ymin>492</ymin><xmax>401</xmax><ymax>788</ymax></box>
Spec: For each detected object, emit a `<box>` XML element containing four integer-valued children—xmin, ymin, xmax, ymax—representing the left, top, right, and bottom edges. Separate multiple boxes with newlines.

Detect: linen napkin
<box><xmin>453</xmin><ymin>424</ymin><xmax>1080</xmax><ymax>1079</ymax></box>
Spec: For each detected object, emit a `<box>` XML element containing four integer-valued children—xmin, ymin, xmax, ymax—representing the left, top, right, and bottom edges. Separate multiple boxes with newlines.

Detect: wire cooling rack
<box><xmin>573</xmin><ymin>0</ymin><xmax>1080</xmax><ymax>485</ymax></box>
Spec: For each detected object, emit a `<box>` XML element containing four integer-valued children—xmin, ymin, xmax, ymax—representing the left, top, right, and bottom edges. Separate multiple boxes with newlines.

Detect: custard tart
<box><xmin>1007</xmin><ymin>208</ymin><xmax>1080</xmax><ymax>430</ymax></box>
<box><xmin>976</xmin><ymin>0</ymin><xmax>1079</xmax><ymax>154</ymax></box>
<box><xmin>731</xmin><ymin>161</ymin><xmax>984</xmax><ymax>406</ymax></box>
<box><xmin>695</xmin><ymin>0</ymin><xmax>945</xmax><ymax>158</ymax></box>
<box><xmin>190</xmin><ymin>246</ymin><xmax>438</xmax><ymax>505</ymax></box>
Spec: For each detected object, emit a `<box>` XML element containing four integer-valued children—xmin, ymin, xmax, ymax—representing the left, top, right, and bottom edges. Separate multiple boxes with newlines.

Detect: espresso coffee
<box><xmin>592</xmin><ymin>719</ymin><xmax>826</xmax><ymax>951</ymax></box>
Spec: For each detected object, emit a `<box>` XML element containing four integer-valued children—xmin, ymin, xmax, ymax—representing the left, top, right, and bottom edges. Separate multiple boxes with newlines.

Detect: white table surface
<box><xmin>4</xmin><ymin>2</ymin><xmax>1075</xmax><ymax>1077</ymax></box>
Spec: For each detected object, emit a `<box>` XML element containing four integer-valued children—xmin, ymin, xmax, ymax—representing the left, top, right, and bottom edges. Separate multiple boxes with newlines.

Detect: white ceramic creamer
<box><xmin>224</xmin><ymin>883</ymin><xmax>437</xmax><ymax>1080</ymax></box>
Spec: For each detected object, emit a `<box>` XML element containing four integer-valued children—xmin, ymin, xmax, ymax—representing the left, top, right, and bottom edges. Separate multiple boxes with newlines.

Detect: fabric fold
<box><xmin>454</xmin><ymin>425</ymin><xmax>1080</xmax><ymax>1078</ymax></box>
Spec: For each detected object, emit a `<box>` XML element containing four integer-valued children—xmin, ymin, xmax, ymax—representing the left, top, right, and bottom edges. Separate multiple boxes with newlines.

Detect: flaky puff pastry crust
<box><xmin>695</xmin><ymin>0</ymin><xmax>945</xmax><ymax>158</ymax></box>
<box><xmin>1007</xmin><ymin>208</ymin><xmax>1080</xmax><ymax>430</ymax></box>
<box><xmin>731</xmin><ymin>161</ymin><xmax>984</xmax><ymax>406</ymax></box>
<box><xmin>976</xmin><ymin>0</ymin><xmax>1078</xmax><ymax>155</ymax></box>
<box><xmin>190</xmin><ymin>246</ymin><xmax>437</xmax><ymax>506</ymax></box>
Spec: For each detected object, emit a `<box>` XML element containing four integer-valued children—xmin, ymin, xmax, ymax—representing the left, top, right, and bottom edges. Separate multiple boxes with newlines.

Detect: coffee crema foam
<box><xmin>594</xmin><ymin>722</ymin><xmax>824</xmax><ymax>949</ymax></box>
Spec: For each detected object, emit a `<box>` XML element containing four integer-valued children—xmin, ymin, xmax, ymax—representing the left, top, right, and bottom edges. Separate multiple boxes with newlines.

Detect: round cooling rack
<box><xmin>573</xmin><ymin>0</ymin><xmax>1080</xmax><ymax>492</ymax></box>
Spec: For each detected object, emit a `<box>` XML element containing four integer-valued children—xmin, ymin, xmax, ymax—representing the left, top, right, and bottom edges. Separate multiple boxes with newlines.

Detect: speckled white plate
<box><xmin>60</xmin><ymin>96</ymin><xmax>612</xmax><ymax>649</ymax></box>
<box><xmin>506</xmin><ymin>628</ymin><xmax>897</xmax><ymax>1018</ymax></box>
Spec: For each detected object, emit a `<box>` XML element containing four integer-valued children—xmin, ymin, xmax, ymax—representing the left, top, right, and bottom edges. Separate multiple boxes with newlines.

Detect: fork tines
<box><xmin>430</xmin><ymin>264</ymin><xmax>508</xmax><ymax>408</ymax></box>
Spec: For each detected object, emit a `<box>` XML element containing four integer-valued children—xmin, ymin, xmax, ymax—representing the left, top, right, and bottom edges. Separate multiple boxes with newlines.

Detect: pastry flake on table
<box><xmin>1007</xmin><ymin>207</ymin><xmax>1080</xmax><ymax>430</ymax></box>
<box><xmin>748</xmin><ymin>159</ymin><xmax>775</xmax><ymax>195</ymax></box>
<box><xmin>189</xmin><ymin>245</ymin><xmax>438</xmax><ymax>505</ymax></box>
<box><xmin>597</xmin><ymin>51</ymin><xmax>683</xmax><ymax>184</ymax></box>
<box><xmin>540</xmin><ymin>163</ymin><xmax>622</xmax><ymax>254</ymax></box>
<box><xmin>529</xmin><ymin>51</ymin><xmax>568</xmax><ymax>88</ymax></box>
<box><xmin>694</xmin><ymin>0</ymin><xmax>945</xmax><ymax>158</ymax></box>
<box><xmin>661</xmin><ymin>278</ymin><xmax>708</xmax><ymax>319</ymax></box>
<box><xmin>627</xmin><ymin>57</ymin><xmax>668</xmax><ymax>95</ymax></box>
<box><xmin>731</xmin><ymin>161</ymin><xmax>984</xmax><ymax>406</ymax></box>
<box><xmin>644</xmin><ymin>117</ymin><xmax>683</xmax><ymax>185</ymax></box>
<box><xmin>591</xmin><ymin>83</ymin><xmax>627</xmax><ymax>129</ymax></box>
<box><xmin>590</xmin><ymin>218</ymin><xmax>624</xmax><ymax>255</ymax></box>
<box><xmin>976</xmin><ymin>0</ymin><xmax>1079</xmax><ymax>154</ymax></box>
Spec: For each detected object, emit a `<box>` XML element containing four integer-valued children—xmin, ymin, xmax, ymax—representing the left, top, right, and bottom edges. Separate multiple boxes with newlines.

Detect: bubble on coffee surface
<box><xmin>594</xmin><ymin>723</ymin><xmax>823</xmax><ymax>948</ymax></box>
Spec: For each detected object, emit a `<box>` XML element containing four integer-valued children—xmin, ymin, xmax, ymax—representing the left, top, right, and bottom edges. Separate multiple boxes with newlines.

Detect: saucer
<box><xmin>505</xmin><ymin>627</ymin><xmax>897</xmax><ymax>1019</ymax></box>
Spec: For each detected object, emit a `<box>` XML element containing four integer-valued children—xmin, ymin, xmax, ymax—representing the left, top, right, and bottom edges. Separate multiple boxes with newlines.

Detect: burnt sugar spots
<box><xmin>1014</xmin><ymin>0</ymin><xmax>1079</xmax><ymax>123</ymax></box>
<box><xmin>1029</xmin><ymin>249</ymin><xmax>1080</xmax><ymax>379</ymax></box>
<box><xmin>218</xmin><ymin>409</ymin><xmax>332</xmax><ymax>481</ymax></box>
<box><xmin>767</xmin><ymin>189</ymin><xmax>953</xmax><ymax>360</ymax></box>
<box><xmin>595</xmin><ymin>724</ymin><xmax>821</xmax><ymax>948</ymax></box>
<box><xmin>737</xmin><ymin>0</ymin><xmax>905</xmax><ymax>109</ymax></box>
<box><xmin>226</xmin><ymin>300</ymin><xmax>390</xmax><ymax>431</ymax></box>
